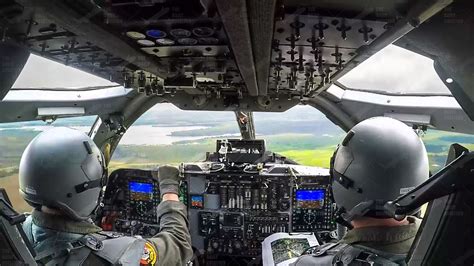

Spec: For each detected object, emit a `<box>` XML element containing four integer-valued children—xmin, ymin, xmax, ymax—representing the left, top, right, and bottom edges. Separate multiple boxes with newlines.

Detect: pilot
<box><xmin>293</xmin><ymin>117</ymin><xmax>429</xmax><ymax>265</ymax></box>
<box><xmin>19</xmin><ymin>127</ymin><xmax>193</xmax><ymax>265</ymax></box>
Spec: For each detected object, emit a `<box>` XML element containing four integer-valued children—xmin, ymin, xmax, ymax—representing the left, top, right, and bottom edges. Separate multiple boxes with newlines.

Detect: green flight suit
<box><xmin>23</xmin><ymin>200</ymin><xmax>193</xmax><ymax>266</ymax></box>
<box><xmin>339</xmin><ymin>216</ymin><xmax>420</xmax><ymax>254</ymax></box>
<box><xmin>292</xmin><ymin>216</ymin><xmax>420</xmax><ymax>265</ymax></box>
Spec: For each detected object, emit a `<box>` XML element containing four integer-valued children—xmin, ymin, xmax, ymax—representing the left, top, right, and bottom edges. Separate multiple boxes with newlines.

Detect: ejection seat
<box><xmin>0</xmin><ymin>188</ymin><xmax>36</xmax><ymax>265</ymax></box>
<box><xmin>389</xmin><ymin>144</ymin><xmax>474</xmax><ymax>266</ymax></box>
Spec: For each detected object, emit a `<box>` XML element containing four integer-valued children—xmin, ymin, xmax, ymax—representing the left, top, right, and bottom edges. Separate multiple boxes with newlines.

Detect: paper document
<box><xmin>262</xmin><ymin>232</ymin><xmax>319</xmax><ymax>266</ymax></box>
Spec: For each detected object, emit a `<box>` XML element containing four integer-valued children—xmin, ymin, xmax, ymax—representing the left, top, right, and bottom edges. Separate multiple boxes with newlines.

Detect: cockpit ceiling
<box><xmin>1</xmin><ymin>0</ymin><xmax>452</xmax><ymax>106</ymax></box>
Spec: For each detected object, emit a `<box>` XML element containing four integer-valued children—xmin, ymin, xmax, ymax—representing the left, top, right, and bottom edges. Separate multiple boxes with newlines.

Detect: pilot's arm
<box><xmin>143</xmin><ymin>166</ymin><xmax>193</xmax><ymax>266</ymax></box>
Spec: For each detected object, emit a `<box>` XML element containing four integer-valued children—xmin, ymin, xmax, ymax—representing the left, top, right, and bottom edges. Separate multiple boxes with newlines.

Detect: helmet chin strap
<box><xmin>91</xmin><ymin>167</ymin><xmax>108</xmax><ymax>219</ymax></box>
<box><xmin>88</xmin><ymin>150</ymin><xmax>109</xmax><ymax>220</ymax></box>
<box><xmin>334</xmin><ymin>207</ymin><xmax>354</xmax><ymax>229</ymax></box>
<box><xmin>340</xmin><ymin>200</ymin><xmax>376</xmax><ymax>223</ymax></box>
<box><xmin>337</xmin><ymin>199</ymin><xmax>406</xmax><ymax>227</ymax></box>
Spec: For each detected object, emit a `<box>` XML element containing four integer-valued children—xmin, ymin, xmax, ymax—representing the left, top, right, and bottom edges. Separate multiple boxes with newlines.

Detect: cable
<box><xmin>209</xmin><ymin>163</ymin><xmax>225</xmax><ymax>172</ymax></box>
<box><xmin>288</xmin><ymin>166</ymin><xmax>299</xmax><ymax>190</ymax></box>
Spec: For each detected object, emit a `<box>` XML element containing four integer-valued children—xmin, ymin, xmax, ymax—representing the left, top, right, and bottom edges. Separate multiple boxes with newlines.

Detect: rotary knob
<box><xmin>233</xmin><ymin>240</ymin><xmax>243</xmax><ymax>250</ymax></box>
<box><xmin>136</xmin><ymin>202</ymin><xmax>148</xmax><ymax>215</ymax></box>
<box><xmin>212</xmin><ymin>240</ymin><xmax>219</xmax><ymax>250</ymax></box>
<box><xmin>304</xmin><ymin>212</ymin><xmax>316</xmax><ymax>225</ymax></box>
<box><xmin>279</xmin><ymin>199</ymin><xmax>290</xmax><ymax>211</ymax></box>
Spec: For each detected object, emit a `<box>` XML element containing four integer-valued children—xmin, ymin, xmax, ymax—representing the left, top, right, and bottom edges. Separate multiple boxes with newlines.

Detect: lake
<box><xmin>0</xmin><ymin>125</ymin><xmax>240</xmax><ymax>145</ymax></box>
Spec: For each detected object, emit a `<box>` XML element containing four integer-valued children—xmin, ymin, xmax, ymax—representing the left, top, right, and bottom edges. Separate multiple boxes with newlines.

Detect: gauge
<box><xmin>137</xmin><ymin>39</ymin><xmax>155</xmax><ymax>46</ymax></box>
<box><xmin>170</xmin><ymin>28</ymin><xmax>191</xmax><ymax>38</ymax></box>
<box><xmin>156</xmin><ymin>38</ymin><xmax>175</xmax><ymax>45</ymax></box>
<box><xmin>303</xmin><ymin>212</ymin><xmax>316</xmax><ymax>225</ymax></box>
<box><xmin>126</xmin><ymin>31</ymin><xmax>145</xmax><ymax>40</ymax></box>
<box><xmin>192</xmin><ymin>26</ymin><xmax>215</xmax><ymax>37</ymax></box>
<box><xmin>146</xmin><ymin>29</ymin><xmax>167</xmax><ymax>39</ymax></box>
<box><xmin>136</xmin><ymin>202</ymin><xmax>148</xmax><ymax>215</ymax></box>
<box><xmin>198</xmin><ymin>37</ymin><xmax>219</xmax><ymax>45</ymax></box>
<box><xmin>177</xmin><ymin>38</ymin><xmax>198</xmax><ymax>45</ymax></box>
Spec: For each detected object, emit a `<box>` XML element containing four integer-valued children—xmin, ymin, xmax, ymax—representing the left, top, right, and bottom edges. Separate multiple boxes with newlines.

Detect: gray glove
<box><xmin>158</xmin><ymin>165</ymin><xmax>181</xmax><ymax>195</ymax></box>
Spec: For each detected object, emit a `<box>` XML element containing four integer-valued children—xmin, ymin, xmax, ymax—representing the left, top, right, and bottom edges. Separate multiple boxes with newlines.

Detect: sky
<box><xmin>12</xmin><ymin>55</ymin><xmax>117</xmax><ymax>88</ymax></box>
<box><xmin>339</xmin><ymin>45</ymin><xmax>451</xmax><ymax>95</ymax></box>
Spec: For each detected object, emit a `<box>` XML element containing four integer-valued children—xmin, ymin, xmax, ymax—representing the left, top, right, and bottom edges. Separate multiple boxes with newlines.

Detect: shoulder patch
<box><xmin>140</xmin><ymin>241</ymin><xmax>158</xmax><ymax>265</ymax></box>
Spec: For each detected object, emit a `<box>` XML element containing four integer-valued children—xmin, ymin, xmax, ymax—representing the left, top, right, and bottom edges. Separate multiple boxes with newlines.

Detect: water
<box><xmin>120</xmin><ymin>125</ymin><xmax>211</xmax><ymax>145</ymax></box>
<box><xmin>0</xmin><ymin>125</ymin><xmax>240</xmax><ymax>145</ymax></box>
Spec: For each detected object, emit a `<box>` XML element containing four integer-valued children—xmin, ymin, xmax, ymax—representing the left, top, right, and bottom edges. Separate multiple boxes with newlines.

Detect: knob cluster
<box><xmin>270</xmin><ymin>13</ymin><xmax>387</xmax><ymax>97</ymax></box>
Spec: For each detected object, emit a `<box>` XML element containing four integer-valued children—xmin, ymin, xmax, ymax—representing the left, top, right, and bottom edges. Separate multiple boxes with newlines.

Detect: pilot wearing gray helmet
<box><xmin>293</xmin><ymin>117</ymin><xmax>429</xmax><ymax>265</ymax></box>
<box><xmin>19</xmin><ymin>127</ymin><xmax>193</xmax><ymax>265</ymax></box>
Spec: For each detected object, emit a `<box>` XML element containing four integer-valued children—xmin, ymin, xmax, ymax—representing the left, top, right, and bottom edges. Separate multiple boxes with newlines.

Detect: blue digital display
<box><xmin>129</xmin><ymin>182</ymin><xmax>153</xmax><ymax>194</ymax></box>
<box><xmin>191</xmin><ymin>195</ymin><xmax>204</xmax><ymax>209</ymax></box>
<box><xmin>296</xmin><ymin>189</ymin><xmax>325</xmax><ymax>209</ymax></box>
<box><xmin>296</xmin><ymin>190</ymin><xmax>325</xmax><ymax>200</ymax></box>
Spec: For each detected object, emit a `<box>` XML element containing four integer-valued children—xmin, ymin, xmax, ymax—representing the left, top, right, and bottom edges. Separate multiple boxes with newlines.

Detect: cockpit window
<box><xmin>11</xmin><ymin>54</ymin><xmax>118</xmax><ymax>90</ymax></box>
<box><xmin>422</xmin><ymin>130</ymin><xmax>474</xmax><ymax>171</ymax></box>
<box><xmin>0</xmin><ymin>116</ymin><xmax>97</xmax><ymax>212</ymax></box>
<box><xmin>110</xmin><ymin>103</ymin><xmax>237</xmax><ymax>172</ymax></box>
<box><xmin>4</xmin><ymin>53</ymin><xmax>130</xmax><ymax>105</ymax></box>
<box><xmin>253</xmin><ymin>105</ymin><xmax>345</xmax><ymax>168</ymax></box>
<box><xmin>339</xmin><ymin>45</ymin><xmax>452</xmax><ymax>96</ymax></box>
<box><xmin>252</xmin><ymin>105</ymin><xmax>473</xmax><ymax>173</ymax></box>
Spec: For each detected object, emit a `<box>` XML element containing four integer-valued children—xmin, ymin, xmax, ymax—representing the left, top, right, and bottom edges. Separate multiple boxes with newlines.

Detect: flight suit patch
<box><xmin>140</xmin><ymin>242</ymin><xmax>158</xmax><ymax>265</ymax></box>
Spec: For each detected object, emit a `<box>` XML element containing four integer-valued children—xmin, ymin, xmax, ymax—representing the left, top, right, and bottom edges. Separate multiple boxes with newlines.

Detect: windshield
<box><xmin>253</xmin><ymin>106</ymin><xmax>344</xmax><ymax>168</ymax></box>
<box><xmin>252</xmin><ymin>106</ymin><xmax>473</xmax><ymax>173</ymax></box>
<box><xmin>339</xmin><ymin>45</ymin><xmax>452</xmax><ymax>96</ymax></box>
<box><xmin>110</xmin><ymin>104</ymin><xmax>238</xmax><ymax>172</ymax></box>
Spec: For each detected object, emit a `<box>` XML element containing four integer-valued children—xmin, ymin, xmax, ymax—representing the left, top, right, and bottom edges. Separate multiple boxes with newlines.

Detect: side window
<box><xmin>0</xmin><ymin>116</ymin><xmax>97</xmax><ymax>212</ymax></box>
<box><xmin>423</xmin><ymin>130</ymin><xmax>474</xmax><ymax>172</ymax></box>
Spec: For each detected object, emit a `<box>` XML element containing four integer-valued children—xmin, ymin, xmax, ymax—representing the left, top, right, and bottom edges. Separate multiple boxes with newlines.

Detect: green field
<box><xmin>279</xmin><ymin>149</ymin><xmax>335</xmax><ymax>168</ymax></box>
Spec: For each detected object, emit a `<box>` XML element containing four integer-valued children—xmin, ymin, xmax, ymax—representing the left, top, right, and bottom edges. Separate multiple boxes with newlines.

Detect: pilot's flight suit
<box><xmin>23</xmin><ymin>201</ymin><xmax>193</xmax><ymax>265</ymax></box>
<box><xmin>292</xmin><ymin>216</ymin><xmax>420</xmax><ymax>265</ymax></box>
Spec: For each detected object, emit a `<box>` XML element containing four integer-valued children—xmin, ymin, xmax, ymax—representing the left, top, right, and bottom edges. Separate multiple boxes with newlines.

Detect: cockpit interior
<box><xmin>1</xmin><ymin>0</ymin><xmax>474</xmax><ymax>265</ymax></box>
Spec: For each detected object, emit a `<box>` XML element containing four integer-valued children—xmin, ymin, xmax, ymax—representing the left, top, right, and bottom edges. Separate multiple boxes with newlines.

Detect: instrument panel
<box><xmin>98</xmin><ymin>140</ymin><xmax>337</xmax><ymax>262</ymax></box>
<box><xmin>184</xmin><ymin>163</ymin><xmax>336</xmax><ymax>257</ymax></box>
<box><xmin>99</xmin><ymin>169</ymin><xmax>188</xmax><ymax>236</ymax></box>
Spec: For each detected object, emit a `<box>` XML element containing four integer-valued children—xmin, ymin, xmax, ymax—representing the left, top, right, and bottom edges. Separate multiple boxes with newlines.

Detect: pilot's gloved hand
<box><xmin>158</xmin><ymin>165</ymin><xmax>181</xmax><ymax>195</ymax></box>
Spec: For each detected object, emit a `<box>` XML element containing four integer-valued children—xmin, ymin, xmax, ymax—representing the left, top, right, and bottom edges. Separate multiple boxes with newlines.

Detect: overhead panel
<box><xmin>269</xmin><ymin>13</ymin><xmax>387</xmax><ymax>98</ymax></box>
<box><xmin>11</xmin><ymin>0</ymin><xmax>156</xmax><ymax>84</ymax></box>
<box><xmin>5</xmin><ymin>0</ymin><xmax>248</xmax><ymax>99</ymax></box>
<box><xmin>0</xmin><ymin>0</ymin><xmax>455</xmax><ymax>117</ymax></box>
<box><xmin>267</xmin><ymin>0</ymin><xmax>452</xmax><ymax>99</ymax></box>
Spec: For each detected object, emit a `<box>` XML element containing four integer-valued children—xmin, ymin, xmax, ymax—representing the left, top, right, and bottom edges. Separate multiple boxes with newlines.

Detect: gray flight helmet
<box><xmin>19</xmin><ymin>127</ymin><xmax>107</xmax><ymax>220</ymax></box>
<box><xmin>330</xmin><ymin>117</ymin><xmax>429</xmax><ymax>222</ymax></box>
